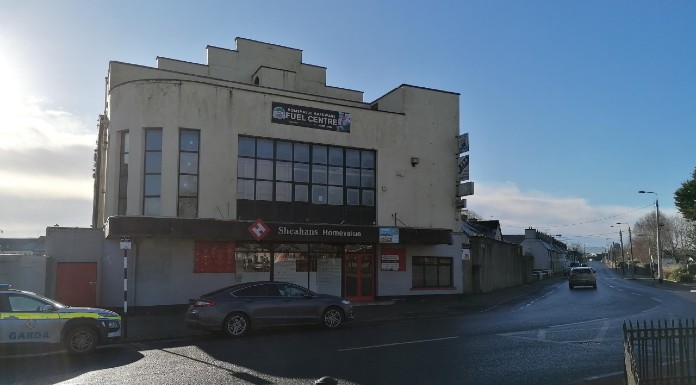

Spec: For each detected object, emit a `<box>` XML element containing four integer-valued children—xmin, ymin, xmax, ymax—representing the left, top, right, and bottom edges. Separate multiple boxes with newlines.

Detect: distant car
<box><xmin>568</xmin><ymin>267</ymin><xmax>597</xmax><ymax>289</ymax></box>
<box><xmin>563</xmin><ymin>261</ymin><xmax>581</xmax><ymax>276</ymax></box>
<box><xmin>0</xmin><ymin>284</ymin><xmax>122</xmax><ymax>354</ymax></box>
<box><xmin>185</xmin><ymin>281</ymin><xmax>354</xmax><ymax>337</ymax></box>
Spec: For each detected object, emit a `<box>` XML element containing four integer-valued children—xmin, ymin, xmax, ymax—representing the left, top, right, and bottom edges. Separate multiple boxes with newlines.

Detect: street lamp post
<box><xmin>611</xmin><ymin>225</ymin><xmax>626</xmax><ymax>277</ymax></box>
<box><xmin>639</xmin><ymin>190</ymin><xmax>662</xmax><ymax>282</ymax></box>
<box><xmin>614</xmin><ymin>223</ymin><xmax>634</xmax><ymax>279</ymax></box>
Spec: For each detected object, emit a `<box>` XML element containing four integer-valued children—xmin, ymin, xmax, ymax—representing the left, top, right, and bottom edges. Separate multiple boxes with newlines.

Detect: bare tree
<box><xmin>632</xmin><ymin>211</ymin><xmax>672</xmax><ymax>264</ymax></box>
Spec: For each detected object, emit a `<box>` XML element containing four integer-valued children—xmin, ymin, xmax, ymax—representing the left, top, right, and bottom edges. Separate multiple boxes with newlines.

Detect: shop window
<box><xmin>194</xmin><ymin>241</ymin><xmax>235</xmax><ymax>273</ymax></box>
<box><xmin>412</xmin><ymin>256</ymin><xmax>453</xmax><ymax>288</ymax></box>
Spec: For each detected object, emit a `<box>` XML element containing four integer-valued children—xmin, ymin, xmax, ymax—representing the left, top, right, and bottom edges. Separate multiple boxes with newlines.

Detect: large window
<box><xmin>412</xmin><ymin>256</ymin><xmax>453</xmax><ymax>288</ymax></box>
<box><xmin>178</xmin><ymin>129</ymin><xmax>200</xmax><ymax>218</ymax></box>
<box><xmin>143</xmin><ymin>129</ymin><xmax>162</xmax><ymax>215</ymax></box>
<box><xmin>237</xmin><ymin>136</ymin><xmax>376</xmax><ymax>225</ymax></box>
<box><xmin>118</xmin><ymin>131</ymin><xmax>129</xmax><ymax>215</ymax></box>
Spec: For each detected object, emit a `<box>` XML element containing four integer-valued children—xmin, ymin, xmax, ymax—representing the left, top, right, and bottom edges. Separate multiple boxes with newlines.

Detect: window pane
<box><xmin>328</xmin><ymin>147</ymin><xmax>343</xmax><ymax>166</ymax></box>
<box><xmin>328</xmin><ymin>167</ymin><xmax>343</xmax><ymax>185</ymax></box>
<box><xmin>312</xmin><ymin>165</ymin><xmax>327</xmax><ymax>184</ymax></box>
<box><xmin>328</xmin><ymin>186</ymin><xmax>343</xmax><ymax>205</ymax></box>
<box><xmin>276</xmin><ymin>182</ymin><xmax>292</xmax><ymax>202</ymax></box>
<box><xmin>312</xmin><ymin>145</ymin><xmax>327</xmax><ymax>164</ymax></box>
<box><xmin>361</xmin><ymin>150</ymin><xmax>375</xmax><ymax>169</ymax></box>
<box><xmin>312</xmin><ymin>185</ymin><xmax>327</xmax><ymax>204</ymax></box>
<box><xmin>145</xmin><ymin>152</ymin><xmax>162</xmax><ymax>173</ymax></box>
<box><xmin>412</xmin><ymin>265</ymin><xmax>424</xmax><ymax>287</ymax></box>
<box><xmin>362</xmin><ymin>189</ymin><xmax>374</xmax><ymax>206</ymax></box>
<box><xmin>144</xmin><ymin>175</ymin><xmax>161</xmax><ymax>196</ymax></box>
<box><xmin>277</xmin><ymin>141</ymin><xmax>292</xmax><ymax>160</ymax></box>
<box><xmin>237</xmin><ymin>158</ymin><xmax>255</xmax><ymax>178</ymax></box>
<box><xmin>257</xmin><ymin>159</ymin><xmax>273</xmax><ymax>180</ymax></box>
<box><xmin>294</xmin><ymin>163</ymin><xmax>309</xmax><ymax>182</ymax></box>
<box><xmin>439</xmin><ymin>265</ymin><xmax>452</xmax><ymax>286</ymax></box>
<box><xmin>256</xmin><ymin>180</ymin><xmax>273</xmax><ymax>201</ymax></box>
<box><xmin>294</xmin><ymin>185</ymin><xmax>308</xmax><ymax>202</ymax></box>
<box><xmin>294</xmin><ymin>143</ymin><xmax>309</xmax><ymax>162</ymax></box>
<box><xmin>276</xmin><ymin>161</ymin><xmax>292</xmax><ymax>181</ymax></box>
<box><xmin>178</xmin><ymin>198</ymin><xmax>198</xmax><ymax>218</ymax></box>
<box><xmin>237</xmin><ymin>179</ymin><xmax>255</xmax><ymax>200</ymax></box>
<box><xmin>144</xmin><ymin>197</ymin><xmax>160</xmax><ymax>215</ymax></box>
<box><xmin>346</xmin><ymin>168</ymin><xmax>360</xmax><ymax>187</ymax></box>
<box><xmin>180</xmin><ymin>152</ymin><xmax>198</xmax><ymax>174</ymax></box>
<box><xmin>424</xmin><ymin>265</ymin><xmax>438</xmax><ymax>286</ymax></box>
<box><xmin>179</xmin><ymin>175</ymin><xmax>198</xmax><ymax>196</ymax></box>
<box><xmin>347</xmin><ymin>189</ymin><xmax>360</xmax><ymax>205</ymax></box>
<box><xmin>257</xmin><ymin>139</ymin><xmax>274</xmax><ymax>159</ymax></box>
<box><xmin>346</xmin><ymin>149</ymin><xmax>360</xmax><ymax>167</ymax></box>
<box><xmin>238</xmin><ymin>137</ymin><xmax>255</xmax><ymax>157</ymax></box>
<box><xmin>180</xmin><ymin>130</ymin><xmax>199</xmax><ymax>152</ymax></box>
<box><xmin>361</xmin><ymin>169</ymin><xmax>375</xmax><ymax>187</ymax></box>
<box><xmin>145</xmin><ymin>130</ymin><xmax>162</xmax><ymax>150</ymax></box>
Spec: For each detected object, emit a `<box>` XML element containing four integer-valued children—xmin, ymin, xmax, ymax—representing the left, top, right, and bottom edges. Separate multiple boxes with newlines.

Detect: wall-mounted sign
<box><xmin>379</xmin><ymin>227</ymin><xmax>400</xmax><ymax>243</ymax></box>
<box><xmin>272</xmin><ymin>102</ymin><xmax>351</xmax><ymax>133</ymax></box>
<box><xmin>247</xmin><ymin>219</ymin><xmax>270</xmax><ymax>241</ymax></box>
<box><xmin>458</xmin><ymin>181</ymin><xmax>474</xmax><ymax>197</ymax></box>
<box><xmin>381</xmin><ymin>248</ymin><xmax>406</xmax><ymax>271</ymax></box>
<box><xmin>457</xmin><ymin>133</ymin><xmax>469</xmax><ymax>153</ymax></box>
<box><xmin>458</xmin><ymin>155</ymin><xmax>470</xmax><ymax>181</ymax></box>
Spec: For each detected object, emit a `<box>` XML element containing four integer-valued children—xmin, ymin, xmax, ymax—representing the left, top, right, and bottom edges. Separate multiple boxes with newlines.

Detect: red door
<box><xmin>56</xmin><ymin>263</ymin><xmax>97</xmax><ymax>307</ymax></box>
<box><xmin>344</xmin><ymin>254</ymin><xmax>375</xmax><ymax>302</ymax></box>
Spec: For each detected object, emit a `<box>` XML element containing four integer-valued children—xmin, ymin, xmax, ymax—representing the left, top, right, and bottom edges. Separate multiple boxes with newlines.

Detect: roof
<box><xmin>502</xmin><ymin>235</ymin><xmax>525</xmax><ymax>245</ymax></box>
<box><xmin>0</xmin><ymin>237</ymin><xmax>45</xmax><ymax>255</ymax></box>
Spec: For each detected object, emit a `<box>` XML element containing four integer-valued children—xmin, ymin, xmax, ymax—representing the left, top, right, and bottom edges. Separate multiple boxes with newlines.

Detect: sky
<box><xmin>0</xmin><ymin>0</ymin><xmax>694</xmax><ymax>249</ymax></box>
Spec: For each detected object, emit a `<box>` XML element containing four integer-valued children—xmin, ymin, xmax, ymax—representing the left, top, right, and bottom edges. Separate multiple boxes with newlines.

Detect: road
<box><xmin>2</xmin><ymin>262</ymin><xmax>694</xmax><ymax>385</ymax></box>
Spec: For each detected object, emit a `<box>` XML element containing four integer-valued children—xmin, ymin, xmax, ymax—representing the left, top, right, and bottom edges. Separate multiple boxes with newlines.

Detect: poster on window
<box><xmin>381</xmin><ymin>248</ymin><xmax>406</xmax><ymax>271</ymax></box>
<box><xmin>194</xmin><ymin>241</ymin><xmax>236</xmax><ymax>273</ymax></box>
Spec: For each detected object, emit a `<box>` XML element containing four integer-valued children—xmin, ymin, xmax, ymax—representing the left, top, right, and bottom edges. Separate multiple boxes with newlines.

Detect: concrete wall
<box><xmin>0</xmin><ymin>254</ymin><xmax>49</xmax><ymax>295</ymax></box>
<box><xmin>44</xmin><ymin>227</ymin><xmax>104</xmax><ymax>299</ymax></box>
<box><xmin>467</xmin><ymin>237</ymin><xmax>531</xmax><ymax>294</ymax></box>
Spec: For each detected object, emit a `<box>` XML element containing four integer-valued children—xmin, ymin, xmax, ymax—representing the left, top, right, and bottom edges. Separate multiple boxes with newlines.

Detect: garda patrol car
<box><xmin>0</xmin><ymin>284</ymin><xmax>121</xmax><ymax>355</ymax></box>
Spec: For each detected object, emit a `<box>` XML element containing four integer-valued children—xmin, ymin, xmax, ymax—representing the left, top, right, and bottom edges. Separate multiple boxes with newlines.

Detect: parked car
<box><xmin>185</xmin><ymin>281</ymin><xmax>354</xmax><ymax>337</ymax></box>
<box><xmin>568</xmin><ymin>267</ymin><xmax>597</xmax><ymax>289</ymax></box>
<box><xmin>0</xmin><ymin>284</ymin><xmax>122</xmax><ymax>355</ymax></box>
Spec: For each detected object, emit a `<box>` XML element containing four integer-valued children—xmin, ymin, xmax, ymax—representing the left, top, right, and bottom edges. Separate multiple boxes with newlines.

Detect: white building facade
<box><xmin>95</xmin><ymin>38</ymin><xmax>464</xmax><ymax>307</ymax></box>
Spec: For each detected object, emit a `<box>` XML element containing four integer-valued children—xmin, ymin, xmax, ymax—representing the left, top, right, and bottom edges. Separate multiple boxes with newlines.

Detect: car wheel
<box><xmin>64</xmin><ymin>326</ymin><xmax>98</xmax><ymax>355</ymax></box>
<box><xmin>322</xmin><ymin>306</ymin><xmax>344</xmax><ymax>329</ymax></box>
<box><xmin>593</xmin><ymin>284</ymin><xmax>598</xmax><ymax>289</ymax></box>
<box><xmin>223</xmin><ymin>312</ymin><xmax>249</xmax><ymax>337</ymax></box>
<box><xmin>569</xmin><ymin>284</ymin><xmax>574</xmax><ymax>290</ymax></box>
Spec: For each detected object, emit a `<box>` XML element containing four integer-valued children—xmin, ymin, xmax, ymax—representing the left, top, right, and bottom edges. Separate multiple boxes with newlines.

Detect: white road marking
<box><xmin>651</xmin><ymin>298</ymin><xmax>663</xmax><ymax>302</ymax></box>
<box><xmin>549</xmin><ymin>318</ymin><xmax>611</xmax><ymax>329</ymax></box>
<box><xmin>338</xmin><ymin>336</ymin><xmax>460</xmax><ymax>352</ymax></box>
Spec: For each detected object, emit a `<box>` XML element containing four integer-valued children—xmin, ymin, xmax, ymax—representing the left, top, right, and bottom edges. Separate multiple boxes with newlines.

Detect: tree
<box><xmin>675</xmin><ymin>167</ymin><xmax>696</xmax><ymax>221</ymax></box>
<box><xmin>633</xmin><ymin>211</ymin><xmax>671</xmax><ymax>264</ymax></box>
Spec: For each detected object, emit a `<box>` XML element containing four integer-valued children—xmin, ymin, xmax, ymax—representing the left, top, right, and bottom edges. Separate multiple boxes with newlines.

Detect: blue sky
<box><xmin>0</xmin><ymin>1</ymin><xmax>694</xmax><ymax>248</ymax></box>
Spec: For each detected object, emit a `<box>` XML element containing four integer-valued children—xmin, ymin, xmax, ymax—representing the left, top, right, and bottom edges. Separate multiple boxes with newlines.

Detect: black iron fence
<box><xmin>623</xmin><ymin>319</ymin><xmax>696</xmax><ymax>385</ymax></box>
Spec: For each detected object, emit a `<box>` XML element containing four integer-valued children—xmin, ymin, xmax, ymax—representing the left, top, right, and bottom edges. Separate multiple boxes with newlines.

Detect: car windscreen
<box><xmin>572</xmin><ymin>268</ymin><xmax>592</xmax><ymax>274</ymax></box>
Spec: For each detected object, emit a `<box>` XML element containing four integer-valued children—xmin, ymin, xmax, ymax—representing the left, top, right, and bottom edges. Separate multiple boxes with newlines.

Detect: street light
<box><xmin>611</xmin><ymin>224</ymin><xmax>626</xmax><ymax>277</ymax></box>
<box><xmin>614</xmin><ymin>222</ymin><xmax>634</xmax><ymax>279</ymax></box>
<box><xmin>639</xmin><ymin>190</ymin><xmax>662</xmax><ymax>282</ymax></box>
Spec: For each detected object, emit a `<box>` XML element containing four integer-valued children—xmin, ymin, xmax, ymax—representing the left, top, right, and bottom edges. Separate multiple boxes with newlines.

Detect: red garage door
<box><xmin>56</xmin><ymin>262</ymin><xmax>97</xmax><ymax>307</ymax></box>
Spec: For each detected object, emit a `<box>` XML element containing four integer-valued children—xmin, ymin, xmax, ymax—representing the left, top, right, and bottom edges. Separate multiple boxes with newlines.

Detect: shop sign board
<box><xmin>271</xmin><ymin>102</ymin><xmax>351</xmax><ymax>133</ymax></box>
<box><xmin>379</xmin><ymin>227</ymin><xmax>400</xmax><ymax>243</ymax></box>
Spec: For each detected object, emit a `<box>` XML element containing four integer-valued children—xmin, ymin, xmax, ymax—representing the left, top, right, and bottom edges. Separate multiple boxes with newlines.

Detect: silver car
<box><xmin>568</xmin><ymin>267</ymin><xmax>597</xmax><ymax>289</ymax></box>
<box><xmin>185</xmin><ymin>281</ymin><xmax>353</xmax><ymax>337</ymax></box>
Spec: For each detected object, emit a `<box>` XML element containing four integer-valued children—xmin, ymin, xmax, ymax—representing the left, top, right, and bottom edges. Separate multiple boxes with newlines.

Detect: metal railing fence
<box><xmin>623</xmin><ymin>319</ymin><xmax>696</xmax><ymax>385</ymax></box>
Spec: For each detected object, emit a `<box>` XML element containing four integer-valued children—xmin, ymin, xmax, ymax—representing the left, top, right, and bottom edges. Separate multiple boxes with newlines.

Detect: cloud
<box><xmin>0</xmin><ymin>83</ymin><xmax>96</xmax><ymax>237</ymax></box>
<box><xmin>466</xmin><ymin>181</ymin><xmax>654</xmax><ymax>247</ymax></box>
